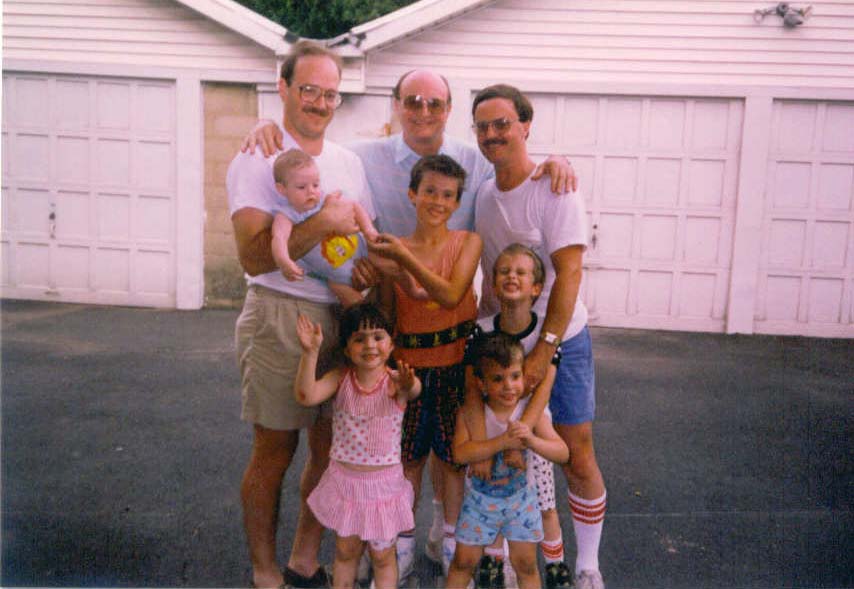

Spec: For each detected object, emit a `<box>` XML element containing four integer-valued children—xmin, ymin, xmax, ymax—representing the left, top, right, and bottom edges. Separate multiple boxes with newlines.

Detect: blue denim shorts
<box><xmin>549</xmin><ymin>326</ymin><xmax>596</xmax><ymax>425</ymax></box>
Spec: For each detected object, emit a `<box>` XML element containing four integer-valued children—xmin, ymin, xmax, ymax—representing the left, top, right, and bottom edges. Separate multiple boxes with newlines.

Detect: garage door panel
<box><xmin>561</xmin><ymin>97</ymin><xmax>598</xmax><ymax>147</ymax></box>
<box><xmin>649</xmin><ymin>100</ymin><xmax>685</xmax><ymax>150</ymax></box>
<box><xmin>817</xmin><ymin>163</ymin><xmax>853</xmax><ymax>210</ymax></box>
<box><xmin>593</xmin><ymin>268</ymin><xmax>630</xmax><ymax>313</ymax></box>
<box><xmin>691</xmin><ymin>101</ymin><xmax>731</xmax><ymax>150</ymax></box>
<box><xmin>54</xmin><ymin>245</ymin><xmax>90</xmax><ymax>290</ymax></box>
<box><xmin>96</xmin><ymin>82</ymin><xmax>132</xmax><ymax>130</ymax></box>
<box><xmin>756</xmin><ymin>100</ymin><xmax>854</xmax><ymax>335</ymax></box>
<box><xmin>14</xmin><ymin>134</ymin><xmax>50</xmax><ymax>181</ymax></box>
<box><xmin>687</xmin><ymin>159</ymin><xmax>726</xmax><ymax>206</ymax></box>
<box><xmin>14</xmin><ymin>77</ymin><xmax>50</xmax><ymax>128</ymax></box>
<box><xmin>55</xmin><ymin>80</ymin><xmax>90</xmax><ymax>130</ymax></box>
<box><xmin>684</xmin><ymin>216</ymin><xmax>722</xmax><ymax>264</ymax></box>
<box><xmin>57</xmin><ymin>136</ymin><xmax>91</xmax><ymax>184</ymax></box>
<box><xmin>602</xmin><ymin>157</ymin><xmax>637</xmax><ymax>202</ymax></box>
<box><xmin>56</xmin><ymin>190</ymin><xmax>90</xmax><ymax>239</ymax></box>
<box><xmin>605</xmin><ymin>98</ymin><xmax>642</xmax><ymax>148</ymax></box>
<box><xmin>636</xmin><ymin>271</ymin><xmax>672</xmax><ymax>315</ymax></box>
<box><xmin>3</xmin><ymin>72</ymin><xmax>176</xmax><ymax>307</ymax></box>
<box><xmin>16</xmin><ymin>243</ymin><xmax>50</xmax><ymax>287</ymax></box>
<box><xmin>96</xmin><ymin>138</ymin><xmax>131</xmax><ymax>185</ymax></box>
<box><xmin>639</xmin><ymin>215</ymin><xmax>677</xmax><ymax>260</ymax></box>
<box><xmin>678</xmin><ymin>272</ymin><xmax>717</xmax><ymax>318</ymax></box>
<box><xmin>136</xmin><ymin>140</ymin><xmax>173</xmax><ymax>190</ymax></box>
<box><xmin>822</xmin><ymin>104</ymin><xmax>854</xmax><ymax>152</ymax></box>
<box><xmin>643</xmin><ymin>158</ymin><xmax>681</xmax><ymax>205</ymax></box>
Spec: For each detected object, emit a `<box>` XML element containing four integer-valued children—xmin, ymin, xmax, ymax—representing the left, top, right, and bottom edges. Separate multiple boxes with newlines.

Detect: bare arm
<box><xmin>518</xmin><ymin>363</ymin><xmax>556</xmax><ymax>429</ymax></box>
<box><xmin>294</xmin><ymin>314</ymin><xmax>341</xmax><ymax>406</ymax></box>
<box><xmin>515</xmin><ymin>410</ymin><xmax>569</xmax><ymax>464</ymax></box>
<box><xmin>461</xmin><ymin>366</ymin><xmax>493</xmax><ymax>479</ymax></box>
<box><xmin>453</xmin><ymin>411</ymin><xmax>522</xmax><ymax>465</ymax></box>
<box><xmin>369</xmin><ymin>232</ymin><xmax>482</xmax><ymax>309</ymax></box>
<box><xmin>531</xmin><ymin>155</ymin><xmax>578</xmax><ymax>194</ymax></box>
<box><xmin>523</xmin><ymin>245</ymin><xmax>584</xmax><ymax>392</ymax></box>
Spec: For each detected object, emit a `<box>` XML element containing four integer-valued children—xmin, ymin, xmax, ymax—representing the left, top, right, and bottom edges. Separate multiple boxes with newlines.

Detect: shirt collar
<box><xmin>393</xmin><ymin>133</ymin><xmax>450</xmax><ymax>164</ymax></box>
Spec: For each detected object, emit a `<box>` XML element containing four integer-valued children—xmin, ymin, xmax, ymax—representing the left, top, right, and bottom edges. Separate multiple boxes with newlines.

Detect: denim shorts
<box><xmin>455</xmin><ymin>485</ymin><xmax>543</xmax><ymax>546</ymax></box>
<box><xmin>549</xmin><ymin>326</ymin><xmax>596</xmax><ymax>425</ymax></box>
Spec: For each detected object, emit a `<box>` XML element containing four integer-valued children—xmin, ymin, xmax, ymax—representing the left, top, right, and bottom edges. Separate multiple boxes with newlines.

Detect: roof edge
<box><xmin>175</xmin><ymin>0</ymin><xmax>290</xmax><ymax>55</ymax></box>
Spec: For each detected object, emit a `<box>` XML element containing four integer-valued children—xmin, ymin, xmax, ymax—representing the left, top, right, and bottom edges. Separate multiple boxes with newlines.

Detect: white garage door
<box><xmin>754</xmin><ymin>100</ymin><xmax>854</xmax><ymax>337</ymax></box>
<box><xmin>528</xmin><ymin>94</ymin><xmax>743</xmax><ymax>332</ymax></box>
<box><xmin>1</xmin><ymin>73</ymin><xmax>177</xmax><ymax>307</ymax></box>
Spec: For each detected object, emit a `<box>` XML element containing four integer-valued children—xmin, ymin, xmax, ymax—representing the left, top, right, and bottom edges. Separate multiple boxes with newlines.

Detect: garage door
<box><xmin>1</xmin><ymin>73</ymin><xmax>176</xmax><ymax>307</ymax></box>
<box><xmin>754</xmin><ymin>100</ymin><xmax>854</xmax><ymax>337</ymax></box>
<box><xmin>528</xmin><ymin>94</ymin><xmax>743</xmax><ymax>332</ymax></box>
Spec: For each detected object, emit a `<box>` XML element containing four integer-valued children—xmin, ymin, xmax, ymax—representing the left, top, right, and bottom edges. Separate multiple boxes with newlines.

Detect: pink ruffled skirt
<box><xmin>308</xmin><ymin>461</ymin><xmax>414</xmax><ymax>542</ymax></box>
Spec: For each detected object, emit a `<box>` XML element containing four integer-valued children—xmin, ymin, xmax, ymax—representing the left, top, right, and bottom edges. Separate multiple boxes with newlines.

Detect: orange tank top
<box><xmin>393</xmin><ymin>230</ymin><xmax>478</xmax><ymax>368</ymax></box>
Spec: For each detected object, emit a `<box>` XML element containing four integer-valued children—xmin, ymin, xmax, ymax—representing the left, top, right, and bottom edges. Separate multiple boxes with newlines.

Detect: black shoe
<box><xmin>283</xmin><ymin>566</ymin><xmax>332</xmax><ymax>589</ymax></box>
<box><xmin>545</xmin><ymin>562</ymin><xmax>573</xmax><ymax>589</ymax></box>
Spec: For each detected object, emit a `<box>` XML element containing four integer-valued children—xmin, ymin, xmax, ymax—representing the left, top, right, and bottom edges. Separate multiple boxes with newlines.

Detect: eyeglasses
<box><xmin>472</xmin><ymin>117</ymin><xmax>518</xmax><ymax>135</ymax></box>
<box><xmin>297</xmin><ymin>84</ymin><xmax>342</xmax><ymax>108</ymax></box>
<box><xmin>401</xmin><ymin>94</ymin><xmax>448</xmax><ymax>115</ymax></box>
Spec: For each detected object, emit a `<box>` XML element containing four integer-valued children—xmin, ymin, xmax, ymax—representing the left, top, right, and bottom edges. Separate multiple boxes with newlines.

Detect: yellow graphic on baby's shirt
<box><xmin>320</xmin><ymin>234</ymin><xmax>359</xmax><ymax>268</ymax></box>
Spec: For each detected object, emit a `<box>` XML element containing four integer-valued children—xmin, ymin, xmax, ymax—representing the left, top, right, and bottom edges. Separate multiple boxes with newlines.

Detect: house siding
<box><xmin>363</xmin><ymin>0</ymin><xmax>854</xmax><ymax>90</ymax></box>
<box><xmin>3</xmin><ymin>0</ymin><xmax>274</xmax><ymax>74</ymax></box>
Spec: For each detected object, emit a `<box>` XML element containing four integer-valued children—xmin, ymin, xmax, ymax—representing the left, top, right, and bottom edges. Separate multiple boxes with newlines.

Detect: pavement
<box><xmin>1</xmin><ymin>299</ymin><xmax>852</xmax><ymax>589</ymax></box>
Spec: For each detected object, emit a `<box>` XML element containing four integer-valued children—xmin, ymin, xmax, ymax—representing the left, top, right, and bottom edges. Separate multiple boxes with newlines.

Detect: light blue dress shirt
<box><xmin>347</xmin><ymin>133</ymin><xmax>494</xmax><ymax>236</ymax></box>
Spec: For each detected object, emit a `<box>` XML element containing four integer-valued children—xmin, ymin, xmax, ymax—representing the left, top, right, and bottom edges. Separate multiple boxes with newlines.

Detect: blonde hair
<box><xmin>273</xmin><ymin>149</ymin><xmax>315</xmax><ymax>185</ymax></box>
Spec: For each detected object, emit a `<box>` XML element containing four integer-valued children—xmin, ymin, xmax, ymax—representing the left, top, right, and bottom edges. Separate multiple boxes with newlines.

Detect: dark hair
<box><xmin>471</xmin><ymin>332</ymin><xmax>525</xmax><ymax>378</ymax></box>
<box><xmin>280</xmin><ymin>40</ymin><xmax>343</xmax><ymax>85</ymax></box>
<box><xmin>408</xmin><ymin>154</ymin><xmax>467</xmax><ymax>201</ymax></box>
<box><xmin>392</xmin><ymin>70</ymin><xmax>452</xmax><ymax>104</ymax></box>
<box><xmin>338</xmin><ymin>303</ymin><xmax>394</xmax><ymax>351</ymax></box>
<box><xmin>471</xmin><ymin>84</ymin><xmax>533</xmax><ymax>123</ymax></box>
<box><xmin>273</xmin><ymin>148</ymin><xmax>314</xmax><ymax>184</ymax></box>
<box><xmin>494</xmin><ymin>243</ymin><xmax>546</xmax><ymax>287</ymax></box>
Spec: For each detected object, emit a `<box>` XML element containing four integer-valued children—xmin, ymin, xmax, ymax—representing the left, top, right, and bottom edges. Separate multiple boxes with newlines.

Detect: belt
<box><xmin>396</xmin><ymin>319</ymin><xmax>475</xmax><ymax>349</ymax></box>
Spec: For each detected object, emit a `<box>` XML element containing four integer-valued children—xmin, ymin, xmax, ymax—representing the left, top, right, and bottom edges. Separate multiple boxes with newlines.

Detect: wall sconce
<box><xmin>754</xmin><ymin>3</ymin><xmax>813</xmax><ymax>27</ymax></box>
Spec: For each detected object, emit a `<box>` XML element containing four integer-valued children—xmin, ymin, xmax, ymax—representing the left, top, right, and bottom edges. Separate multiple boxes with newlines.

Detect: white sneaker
<box><xmin>574</xmin><ymin>570</ymin><xmax>605</xmax><ymax>589</ymax></box>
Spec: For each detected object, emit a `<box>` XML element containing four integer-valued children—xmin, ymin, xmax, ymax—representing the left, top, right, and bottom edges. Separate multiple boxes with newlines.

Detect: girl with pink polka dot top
<box><xmin>295</xmin><ymin>303</ymin><xmax>421</xmax><ymax>589</ymax></box>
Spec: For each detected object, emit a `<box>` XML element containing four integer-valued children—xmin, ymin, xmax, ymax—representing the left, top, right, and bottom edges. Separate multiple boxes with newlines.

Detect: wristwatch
<box><xmin>539</xmin><ymin>331</ymin><xmax>560</xmax><ymax>347</ymax></box>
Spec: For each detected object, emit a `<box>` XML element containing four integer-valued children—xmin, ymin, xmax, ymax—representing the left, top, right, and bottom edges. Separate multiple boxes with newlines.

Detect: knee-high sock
<box><xmin>568</xmin><ymin>490</ymin><xmax>606</xmax><ymax>574</ymax></box>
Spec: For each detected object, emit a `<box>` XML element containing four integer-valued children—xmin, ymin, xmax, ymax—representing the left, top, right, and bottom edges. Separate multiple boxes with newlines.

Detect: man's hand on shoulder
<box><xmin>240</xmin><ymin>119</ymin><xmax>283</xmax><ymax>158</ymax></box>
<box><xmin>315</xmin><ymin>191</ymin><xmax>359</xmax><ymax>236</ymax></box>
<box><xmin>531</xmin><ymin>155</ymin><xmax>578</xmax><ymax>194</ymax></box>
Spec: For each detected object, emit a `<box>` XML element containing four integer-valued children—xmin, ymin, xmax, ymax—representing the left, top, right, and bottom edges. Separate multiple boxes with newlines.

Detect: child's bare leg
<box><xmin>542</xmin><ymin>508</ymin><xmax>562</xmax><ymax>542</ymax></box>
<box><xmin>332</xmin><ymin>535</ymin><xmax>364</xmax><ymax>589</ymax></box>
<box><xmin>446</xmin><ymin>543</ymin><xmax>483</xmax><ymax>589</ymax></box>
<box><xmin>368</xmin><ymin>541</ymin><xmax>398</xmax><ymax>589</ymax></box>
<box><xmin>507</xmin><ymin>541</ymin><xmax>540</xmax><ymax>589</ymax></box>
<box><xmin>272</xmin><ymin>213</ymin><xmax>304</xmax><ymax>280</ymax></box>
<box><xmin>328</xmin><ymin>282</ymin><xmax>364</xmax><ymax>308</ymax></box>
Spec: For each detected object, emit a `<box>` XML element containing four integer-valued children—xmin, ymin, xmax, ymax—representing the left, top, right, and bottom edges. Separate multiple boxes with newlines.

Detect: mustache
<box><xmin>302</xmin><ymin>106</ymin><xmax>330</xmax><ymax>117</ymax></box>
<box><xmin>482</xmin><ymin>139</ymin><xmax>506</xmax><ymax>148</ymax></box>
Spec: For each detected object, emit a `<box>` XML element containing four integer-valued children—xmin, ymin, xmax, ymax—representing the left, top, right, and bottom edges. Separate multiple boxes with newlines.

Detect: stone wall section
<box><xmin>203</xmin><ymin>83</ymin><xmax>258</xmax><ymax>307</ymax></box>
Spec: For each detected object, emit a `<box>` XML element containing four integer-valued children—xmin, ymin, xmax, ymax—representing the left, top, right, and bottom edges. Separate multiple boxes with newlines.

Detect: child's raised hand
<box><xmin>390</xmin><ymin>360</ymin><xmax>416</xmax><ymax>396</ymax></box>
<box><xmin>296</xmin><ymin>314</ymin><xmax>323</xmax><ymax>352</ymax></box>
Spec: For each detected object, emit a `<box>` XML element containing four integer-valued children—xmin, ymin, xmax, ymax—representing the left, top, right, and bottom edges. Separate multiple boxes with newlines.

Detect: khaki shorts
<box><xmin>235</xmin><ymin>285</ymin><xmax>340</xmax><ymax>431</ymax></box>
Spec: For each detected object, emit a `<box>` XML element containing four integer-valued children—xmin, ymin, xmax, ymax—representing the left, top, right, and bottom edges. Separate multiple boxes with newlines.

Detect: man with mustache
<box><xmin>472</xmin><ymin>84</ymin><xmax>607</xmax><ymax>589</ymax></box>
<box><xmin>227</xmin><ymin>41</ymin><xmax>374</xmax><ymax>589</ymax></box>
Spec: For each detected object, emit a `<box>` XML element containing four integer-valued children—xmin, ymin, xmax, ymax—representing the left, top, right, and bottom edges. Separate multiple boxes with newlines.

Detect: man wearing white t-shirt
<box><xmin>472</xmin><ymin>85</ymin><xmax>607</xmax><ymax>589</ymax></box>
<box><xmin>226</xmin><ymin>41</ymin><xmax>374</xmax><ymax>589</ymax></box>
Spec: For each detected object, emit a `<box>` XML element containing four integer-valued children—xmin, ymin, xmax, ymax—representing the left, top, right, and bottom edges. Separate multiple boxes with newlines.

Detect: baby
<box><xmin>271</xmin><ymin>148</ymin><xmax>379</xmax><ymax>307</ymax></box>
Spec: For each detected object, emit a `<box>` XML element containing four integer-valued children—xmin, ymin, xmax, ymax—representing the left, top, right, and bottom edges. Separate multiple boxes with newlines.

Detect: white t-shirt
<box><xmin>226</xmin><ymin>127</ymin><xmax>375</xmax><ymax>303</ymax></box>
<box><xmin>475</xmin><ymin>173</ymin><xmax>588</xmax><ymax>341</ymax></box>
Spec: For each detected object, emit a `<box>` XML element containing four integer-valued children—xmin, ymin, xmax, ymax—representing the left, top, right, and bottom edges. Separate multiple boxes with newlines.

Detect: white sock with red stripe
<box><xmin>540</xmin><ymin>533</ymin><xmax>565</xmax><ymax>564</ymax></box>
<box><xmin>568</xmin><ymin>490</ymin><xmax>606</xmax><ymax>574</ymax></box>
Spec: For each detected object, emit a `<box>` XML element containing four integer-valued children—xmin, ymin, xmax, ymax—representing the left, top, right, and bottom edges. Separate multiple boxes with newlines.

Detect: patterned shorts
<box><xmin>400</xmin><ymin>364</ymin><xmax>465</xmax><ymax>469</ymax></box>
<box><xmin>530</xmin><ymin>452</ymin><xmax>557</xmax><ymax>511</ymax></box>
<box><xmin>455</xmin><ymin>485</ymin><xmax>544</xmax><ymax>546</ymax></box>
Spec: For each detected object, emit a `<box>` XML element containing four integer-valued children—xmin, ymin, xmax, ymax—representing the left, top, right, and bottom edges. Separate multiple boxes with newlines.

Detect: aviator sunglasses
<box><xmin>401</xmin><ymin>94</ymin><xmax>448</xmax><ymax>115</ymax></box>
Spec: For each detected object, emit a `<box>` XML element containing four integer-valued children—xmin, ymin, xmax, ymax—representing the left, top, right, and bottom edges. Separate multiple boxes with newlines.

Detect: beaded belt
<box><xmin>396</xmin><ymin>319</ymin><xmax>476</xmax><ymax>349</ymax></box>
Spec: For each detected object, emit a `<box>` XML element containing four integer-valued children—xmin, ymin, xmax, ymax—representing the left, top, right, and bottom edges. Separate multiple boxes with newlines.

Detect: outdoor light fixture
<box><xmin>754</xmin><ymin>3</ymin><xmax>813</xmax><ymax>27</ymax></box>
